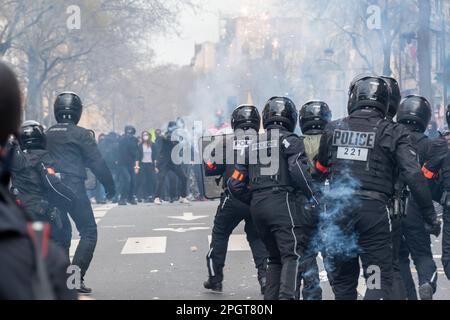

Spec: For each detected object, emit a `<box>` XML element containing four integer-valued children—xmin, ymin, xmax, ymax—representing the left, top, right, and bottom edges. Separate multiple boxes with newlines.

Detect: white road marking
<box><xmin>94</xmin><ymin>210</ymin><xmax>109</xmax><ymax>218</ymax></box>
<box><xmin>169</xmin><ymin>223</ymin><xmax>207</xmax><ymax>226</ymax></box>
<box><xmin>357</xmin><ymin>275</ymin><xmax>367</xmax><ymax>297</ymax></box>
<box><xmin>168</xmin><ymin>212</ymin><xmax>208</xmax><ymax>221</ymax></box>
<box><xmin>101</xmin><ymin>225</ymin><xmax>136</xmax><ymax>229</ymax></box>
<box><xmin>121</xmin><ymin>237</ymin><xmax>167</xmax><ymax>254</ymax></box>
<box><xmin>70</xmin><ymin>239</ymin><xmax>80</xmax><ymax>258</ymax></box>
<box><xmin>154</xmin><ymin>227</ymin><xmax>210</xmax><ymax>233</ymax></box>
<box><xmin>208</xmin><ymin>234</ymin><xmax>251</xmax><ymax>252</ymax></box>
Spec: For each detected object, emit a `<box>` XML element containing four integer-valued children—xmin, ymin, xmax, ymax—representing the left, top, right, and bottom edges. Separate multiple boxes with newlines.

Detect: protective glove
<box><xmin>424</xmin><ymin>219</ymin><xmax>442</xmax><ymax>237</ymax></box>
<box><xmin>423</xmin><ymin>207</ymin><xmax>441</xmax><ymax>237</ymax></box>
<box><xmin>441</xmin><ymin>191</ymin><xmax>450</xmax><ymax>210</ymax></box>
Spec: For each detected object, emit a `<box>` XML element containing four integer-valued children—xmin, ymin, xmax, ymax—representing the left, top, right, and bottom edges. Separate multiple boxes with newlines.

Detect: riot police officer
<box><xmin>10</xmin><ymin>121</ymin><xmax>77</xmax><ymax>245</ymax></box>
<box><xmin>204</xmin><ymin>105</ymin><xmax>268</xmax><ymax>294</ymax></box>
<box><xmin>380</xmin><ymin>76</ymin><xmax>408</xmax><ymax>300</ymax></box>
<box><xmin>118</xmin><ymin>125</ymin><xmax>140</xmax><ymax>205</ymax></box>
<box><xmin>441</xmin><ymin>104</ymin><xmax>450</xmax><ymax>281</ymax></box>
<box><xmin>297</xmin><ymin>100</ymin><xmax>332</xmax><ymax>300</ymax></box>
<box><xmin>397</xmin><ymin>96</ymin><xmax>447</xmax><ymax>299</ymax></box>
<box><xmin>316</xmin><ymin>77</ymin><xmax>440</xmax><ymax>300</ymax></box>
<box><xmin>229</xmin><ymin>97</ymin><xmax>316</xmax><ymax>300</ymax></box>
<box><xmin>46</xmin><ymin>92</ymin><xmax>116</xmax><ymax>294</ymax></box>
<box><xmin>0</xmin><ymin>62</ymin><xmax>77</xmax><ymax>300</ymax></box>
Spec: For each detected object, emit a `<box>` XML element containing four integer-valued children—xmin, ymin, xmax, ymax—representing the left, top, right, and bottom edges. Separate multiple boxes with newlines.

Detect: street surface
<box><xmin>71</xmin><ymin>201</ymin><xmax>450</xmax><ymax>300</ymax></box>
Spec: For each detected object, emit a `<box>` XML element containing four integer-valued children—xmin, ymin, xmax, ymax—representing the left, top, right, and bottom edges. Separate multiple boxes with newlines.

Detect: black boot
<box><xmin>77</xmin><ymin>280</ymin><xmax>93</xmax><ymax>295</ymax></box>
<box><xmin>418</xmin><ymin>282</ymin><xmax>434</xmax><ymax>300</ymax></box>
<box><xmin>203</xmin><ymin>279</ymin><xmax>223</xmax><ymax>293</ymax></box>
<box><xmin>258</xmin><ymin>266</ymin><xmax>268</xmax><ymax>295</ymax></box>
<box><xmin>265</xmin><ymin>263</ymin><xmax>282</xmax><ymax>300</ymax></box>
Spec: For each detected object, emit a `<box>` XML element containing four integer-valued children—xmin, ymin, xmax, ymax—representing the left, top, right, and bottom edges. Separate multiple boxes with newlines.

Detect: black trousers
<box><xmin>390</xmin><ymin>218</ymin><xmax>407</xmax><ymax>300</ymax></box>
<box><xmin>327</xmin><ymin>198</ymin><xmax>393</xmax><ymax>300</ymax></box>
<box><xmin>296</xmin><ymin>254</ymin><xmax>322</xmax><ymax>300</ymax></box>
<box><xmin>251</xmin><ymin>189</ymin><xmax>307</xmax><ymax>300</ymax></box>
<box><xmin>399</xmin><ymin>199</ymin><xmax>437</xmax><ymax>294</ymax></box>
<box><xmin>206</xmin><ymin>192</ymin><xmax>268</xmax><ymax>283</ymax></box>
<box><xmin>443</xmin><ymin>207</ymin><xmax>450</xmax><ymax>280</ymax></box>
<box><xmin>118</xmin><ymin>165</ymin><xmax>136</xmax><ymax>202</ymax></box>
<box><xmin>137</xmin><ymin>162</ymin><xmax>155</xmax><ymax>200</ymax></box>
<box><xmin>59</xmin><ymin>176</ymin><xmax>97</xmax><ymax>280</ymax></box>
<box><xmin>155</xmin><ymin>162</ymin><xmax>187</xmax><ymax>198</ymax></box>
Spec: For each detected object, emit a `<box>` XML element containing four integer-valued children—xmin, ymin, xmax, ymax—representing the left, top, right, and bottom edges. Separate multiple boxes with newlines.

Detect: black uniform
<box><xmin>205</xmin><ymin>134</ymin><xmax>268</xmax><ymax>291</ymax></box>
<box><xmin>46</xmin><ymin>123</ymin><xmax>115</xmax><ymax>280</ymax></box>
<box><xmin>0</xmin><ymin>184</ymin><xmax>78</xmax><ymax>300</ymax></box>
<box><xmin>154</xmin><ymin>132</ymin><xmax>188</xmax><ymax>199</ymax></box>
<box><xmin>102</xmin><ymin>133</ymin><xmax>120</xmax><ymax>202</ymax></box>
<box><xmin>10</xmin><ymin>147</ymin><xmax>76</xmax><ymax>246</ymax></box>
<box><xmin>317</xmin><ymin>109</ymin><xmax>439</xmax><ymax>300</ymax></box>
<box><xmin>117</xmin><ymin>133</ymin><xmax>139</xmax><ymax>203</ymax></box>
<box><xmin>398</xmin><ymin>131</ymin><xmax>446</xmax><ymax>298</ymax></box>
<box><xmin>439</xmin><ymin>130</ymin><xmax>450</xmax><ymax>280</ymax></box>
<box><xmin>229</xmin><ymin>126</ymin><xmax>315</xmax><ymax>300</ymax></box>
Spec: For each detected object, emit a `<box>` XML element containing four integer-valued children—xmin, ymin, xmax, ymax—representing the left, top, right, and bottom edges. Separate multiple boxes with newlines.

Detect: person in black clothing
<box><xmin>0</xmin><ymin>61</ymin><xmax>77</xmax><ymax>300</ymax></box>
<box><xmin>154</xmin><ymin>122</ymin><xmax>189</xmax><ymax>205</ymax></box>
<box><xmin>95</xmin><ymin>133</ymin><xmax>108</xmax><ymax>204</ymax></box>
<box><xmin>117</xmin><ymin>125</ymin><xmax>140</xmax><ymax>205</ymax></box>
<box><xmin>102</xmin><ymin>132</ymin><xmax>120</xmax><ymax>203</ymax></box>
<box><xmin>46</xmin><ymin>92</ymin><xmax>116</xmax><ymax>294</ymax></box>
<box><xmin>297</xmin><ymin>100</ymin><xmax>333</xmax><ymax>300</ymax></box>
<box><xmin>396</xmin><ymin>95</ymin><xmax>447</xmax><ymax>300</ymax></box>
<box><xmin>10</xmin><ymin>121</ymin><xmax>77</xmax><ymax>245</ymax></box>
<box><xmin>316</xmin><ymin>77</ymin><xmax>440</xmax><ymax>300</ymax></box>
<box><xmin>441</xmin><ymin>104</ymin><xmax>450</xmax><ymax>281</ymax></box>
<box><xmin>228</xmin><ymin>97</ymin><xmax>316</xmax><ymax>300</ymax></box>
<box><xmin>204</xmin><ymin>105</ymin><xmax>268</xmax><ymax>294</ymax></box>
<box><xmin>137</xmin><ymin>131</ymin><xmax>157</xmax><ymax>203</ymax></box>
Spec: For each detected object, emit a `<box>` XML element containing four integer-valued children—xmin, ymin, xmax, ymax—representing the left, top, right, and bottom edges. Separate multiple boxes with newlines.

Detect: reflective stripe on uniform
<box><xmin>316</xmin><ymin>161</ymin><xmax>329</xmax><ymax>174</ymax></box>
<box><xmin>422</xmin><ymin>166</ymin><xmax>437</xmax><ymax>180</ymax></box>
<box><xmin>231</xmin><ymin>170</ymin><xmax>244</xmax><ymax>182</ymax></box>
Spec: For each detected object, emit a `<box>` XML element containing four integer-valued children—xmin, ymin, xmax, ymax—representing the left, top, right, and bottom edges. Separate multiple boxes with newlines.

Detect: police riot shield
<box><xmin>200</xmin><ymin>131</ymin><xmax>257</xmax><ymax>200</ymax></box>
<box><xmin>199</xmin><ymin>134</ymin><xmax>228</xmax><ymax>200</ymax></box>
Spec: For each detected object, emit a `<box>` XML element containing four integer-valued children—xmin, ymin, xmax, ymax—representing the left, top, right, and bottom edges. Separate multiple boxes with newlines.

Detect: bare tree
<box><xmin>2</xmin><ymin>0</ymin><xmax>193</xmax><ymax>122</ymax></box>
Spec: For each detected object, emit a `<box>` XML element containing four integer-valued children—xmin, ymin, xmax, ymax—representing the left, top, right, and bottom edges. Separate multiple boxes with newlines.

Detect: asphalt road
<box><xmin>72</xmin><ymin>201</ymin><xmax>450</xmax><ymax>300</ymax></box>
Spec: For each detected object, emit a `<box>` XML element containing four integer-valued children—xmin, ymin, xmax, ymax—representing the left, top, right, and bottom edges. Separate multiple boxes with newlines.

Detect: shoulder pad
<box><xmin>78</xmin><ymin>128</ymin><xmax>96</xmax><ymax>140</ymax></box>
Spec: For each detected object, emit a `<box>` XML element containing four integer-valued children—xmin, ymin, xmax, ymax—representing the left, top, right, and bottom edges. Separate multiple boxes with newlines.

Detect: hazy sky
<box><xmin>152</xmin><ymin>0</ymin><xmax>276</xmax><ymax>66</ymax></box>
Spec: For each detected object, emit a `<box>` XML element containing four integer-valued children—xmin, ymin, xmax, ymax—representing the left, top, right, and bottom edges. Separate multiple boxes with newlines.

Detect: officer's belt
<box><xmin>353</xmin><ymin>190</ymin><xmax>389</xmax><ymax>203</ymax></box>
<box><xmin>251</xmin><ymin>175</ymin><xmax>282</xmax><ymax>184</ymax></box>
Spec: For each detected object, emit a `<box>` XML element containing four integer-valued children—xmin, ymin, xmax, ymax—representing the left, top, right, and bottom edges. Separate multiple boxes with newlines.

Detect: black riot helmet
<box><xmin>299</xmin><ymin>101</ymin><xmax>332</xmax><ymax>134</ymax></box>
<box><xmin>397</xmin><ymin>95</ymin><xmax>432</xmax><ymax>133</ymax></box>
<box><xmin>231</xmin><ymin>105</ymin><xmax>261</xmax><ymax>131</ymax></box>
<box><xmin>347</xmin><ymin>76</ymin><xmax>391</xmax><ymax>116</ymax></box>
<box><xmin>348</xmin><ymin>73</ymin><xmax>373</xmax><ymax>95</ymax></box>
<box><xmin>124</xmin><ymin>125</ymin><xmax>136</xmax><ymax>136</ymax></box>
<box><xmin>54</xmin><ymin>92</ymin><xmax>83</xmax><ymax>124</ymax></box>
<box><xmin>19</xmin><ymin>120</ymin><xmax>46</xmax><ymax>150</ymax></box>
<box><xmin>262</xmin><ymin>97</ymin><xmax>298</xmax><ymax>132</ymax></box>
<box><xmin>381</xmin><ymin>76</ymin><xmax>401</xmax><ymax>119</ymax></box>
